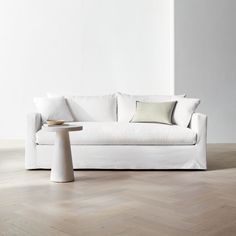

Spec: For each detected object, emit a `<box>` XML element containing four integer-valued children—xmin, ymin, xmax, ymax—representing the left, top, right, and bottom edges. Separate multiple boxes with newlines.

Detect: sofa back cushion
<box><xmin>117</xmin><ymin>92</ymin><xmax>184</xmax><ymax>122</ymax></box>
<box><xmin>117</xmin><ymin>92</ymin><xmax>200</xmax><ymax>127</ymax></box>
<box><xmin>48</xmin><ymin>94</ymin><xmax>117</xmax><ymax>122</ymax></box>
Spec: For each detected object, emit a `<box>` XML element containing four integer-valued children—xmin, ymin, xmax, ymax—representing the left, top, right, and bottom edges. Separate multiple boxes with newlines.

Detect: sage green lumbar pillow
<box><xmin>130</xmin><ymin>101</ymin><xmax>177</xmax><ymax>124</ymax></box>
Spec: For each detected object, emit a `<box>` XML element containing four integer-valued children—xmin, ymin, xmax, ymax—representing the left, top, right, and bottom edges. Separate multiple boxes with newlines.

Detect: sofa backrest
<box><xmin>44</xmin><ymin>92</ymin><xmax>199</xmax><ymax>127</ymax></box>
<box><xmin>48</xmin><ymin>94</ymin><xmax>117</xmax><ymax>122</ymax></box>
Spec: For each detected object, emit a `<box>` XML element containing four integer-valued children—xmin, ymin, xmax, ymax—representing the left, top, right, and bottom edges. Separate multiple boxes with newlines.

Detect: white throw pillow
<box><xmin>117</xmin><ymin>92</ymin><xmax>185</xmax><ymax>122</ymax></box>
<box><xmin>47</xmin><ymin>93</ymin><xmax>117</xmax><ymax>122</ymax></box>
<box><xmin>34</xmin><ymin>97</ymin><xmax>74</xmax><ymax>123</ymax></box>
<box><xmin>172</xmin><ymin>97</ymin><xmax>200</xmax><ymax>127</ymax></box>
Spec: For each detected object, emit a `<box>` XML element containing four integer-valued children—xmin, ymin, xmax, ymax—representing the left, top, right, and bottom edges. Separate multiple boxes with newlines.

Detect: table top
<box><xmin>42</xmin><ymin>125</ymin><xmax>83</xmax><ymax>132</ymax></box>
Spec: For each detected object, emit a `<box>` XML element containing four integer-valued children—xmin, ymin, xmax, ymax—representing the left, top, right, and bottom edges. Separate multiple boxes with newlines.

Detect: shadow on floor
<box><xmin>207</xmin><ymin>144</ymin><xmax>236</xmax><ymax>171</ymax></box>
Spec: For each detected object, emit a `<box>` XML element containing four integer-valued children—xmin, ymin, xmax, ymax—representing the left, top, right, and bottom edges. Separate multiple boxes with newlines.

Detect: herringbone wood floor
<box><xmin>0</xmin><ymin>144</ymin><xmax>236</xmax><ymax>236</ymax></box>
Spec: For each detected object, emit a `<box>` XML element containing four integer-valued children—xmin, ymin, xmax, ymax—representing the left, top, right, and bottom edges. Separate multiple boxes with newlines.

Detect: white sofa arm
<box><xmin>25</xmin><ymin>113</ymin><xmax>42</xmax><ymax>169</ymax></box>
<box><xmin>27</xmin><ymin>113</ymin><xmax>42</xmax><ymax>141</ymax></box>
<box><xmin>189</xmin><ymin>113</ymin><xmax>207</xmax><ymax>144</ymax></box>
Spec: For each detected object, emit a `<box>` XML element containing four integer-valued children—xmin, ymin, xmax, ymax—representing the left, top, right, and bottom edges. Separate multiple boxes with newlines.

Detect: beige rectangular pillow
<box><xmin>130</xmin><ymin>101</ymin><xmax>177</xmax><ymax>125</ymax></box>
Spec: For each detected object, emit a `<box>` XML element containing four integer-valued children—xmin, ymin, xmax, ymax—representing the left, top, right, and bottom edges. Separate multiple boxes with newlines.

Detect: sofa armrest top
<box><xmin>190</xmin><ymin>113</ymin><xmax>207</xmax><ymax>143</ymax></box>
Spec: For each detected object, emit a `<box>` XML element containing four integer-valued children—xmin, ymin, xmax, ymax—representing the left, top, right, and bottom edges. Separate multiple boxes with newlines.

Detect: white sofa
<box><xmin>25</xmin><ymin>93</ymin><xmax>207</xmax><ymax>170</ymax></box>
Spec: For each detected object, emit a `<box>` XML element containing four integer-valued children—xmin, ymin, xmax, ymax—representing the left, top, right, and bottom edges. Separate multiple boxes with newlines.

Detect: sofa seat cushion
<box><xmin>36</xmin><ymin>122</ymin><xmax>197</xmax><ymax>145</ymax></box>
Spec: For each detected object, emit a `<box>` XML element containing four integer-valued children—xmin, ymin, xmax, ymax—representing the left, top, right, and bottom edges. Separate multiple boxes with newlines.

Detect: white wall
<box><xmin>175</xmin><ymin>0</ymin><xmax>236</xmax><ymax>143</ymax></box>
<box><xmin>0</xmin><ymin>0</ymin><xmax>174</xmax><ymax>139</ymax></box>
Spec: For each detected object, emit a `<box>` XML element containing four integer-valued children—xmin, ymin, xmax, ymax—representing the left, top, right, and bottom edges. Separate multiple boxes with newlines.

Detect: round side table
<box><xmin>42</xmin><ymin>125</ymin><xmax>83</xmax><ymax>183</ymax></box>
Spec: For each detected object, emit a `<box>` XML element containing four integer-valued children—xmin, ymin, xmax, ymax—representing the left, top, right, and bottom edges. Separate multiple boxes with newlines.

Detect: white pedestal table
<box><xmin>42</xmin><ymin>125</ymin><xmax>83</xmax><ymax>183</ymax></box>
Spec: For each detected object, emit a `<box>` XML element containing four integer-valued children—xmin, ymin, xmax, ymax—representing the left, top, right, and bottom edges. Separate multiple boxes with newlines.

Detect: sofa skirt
<box><xmin>26</xmin><ymin>144</ymin><xmax>207</xmax><ymax>170</ymax></box>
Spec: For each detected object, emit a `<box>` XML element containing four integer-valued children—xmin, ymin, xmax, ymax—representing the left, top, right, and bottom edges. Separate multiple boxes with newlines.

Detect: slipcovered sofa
<box><xmin>25</xmin><ymin>93</ymin><xmax>207</xmax><ymax>170</ymax></box>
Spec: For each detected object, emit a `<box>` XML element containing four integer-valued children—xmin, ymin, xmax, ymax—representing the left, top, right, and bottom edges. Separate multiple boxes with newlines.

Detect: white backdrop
<box><xmin>0</xmin><ymin>0</ymin><xmax>174</xmax><ymax>139</ymax></box>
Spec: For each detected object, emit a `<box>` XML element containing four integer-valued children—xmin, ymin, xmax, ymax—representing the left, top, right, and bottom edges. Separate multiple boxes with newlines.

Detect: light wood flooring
<box><xmin>0</xmin><ymin>144</ymin><xmax>236</xmax><ymax>236</ymax></box>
